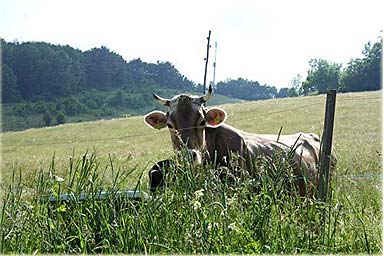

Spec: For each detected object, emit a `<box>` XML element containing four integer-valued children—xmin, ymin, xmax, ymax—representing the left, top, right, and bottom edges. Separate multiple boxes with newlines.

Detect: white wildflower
<box><xmin>194</xmin><ymin>189</ymin><xmax>204</xmax><ymax>199</ymax></box>
<box><xmin>227</xmin><ymin>196</ymin><xmax>236</xmax><ymax>206</ymax></box>
<box><xmin>207</xmin><ymin>222</ymin><xmax>219</xmax><ymax>231</ymax></box>
<box><xmin>193</xmin><ymin>200</ymin><xmax>201</xmax><ymax>211</ymax></box>
<box><xmin>54</xmin><ymin>175</ymin><xmax>65</xmax><ymax>182</ymax></box>
<box><xmin>228</xmin><ymin>222</ymin><xmax>239</xmax><ymax>232</ymax></box>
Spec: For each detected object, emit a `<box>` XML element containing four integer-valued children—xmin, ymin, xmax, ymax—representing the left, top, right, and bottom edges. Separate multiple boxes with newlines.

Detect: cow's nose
<box><xmin>188</xmin><ymin>149</ymin><xmax>202</xmax><ymax>166</ymax></box>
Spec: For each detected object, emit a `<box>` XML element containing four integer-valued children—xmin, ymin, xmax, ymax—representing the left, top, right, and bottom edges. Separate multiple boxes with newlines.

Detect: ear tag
<box><xmin>154</xmin><ymin>122</ymin><xmax>164</xmax><ymax>130</ymax></box>
<box><xmin>213</xmin><ymin>113</ymin><xmax>221</xmax><ymax>126</ymax></box>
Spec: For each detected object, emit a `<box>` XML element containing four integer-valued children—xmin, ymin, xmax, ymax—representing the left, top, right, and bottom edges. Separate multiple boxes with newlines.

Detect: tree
<box><xmin>216</xmin><ymin>78</ymin><xmax>277</xmax><ymax>100</ymax></box>
<box><xmin>108</xmin><ymin>90</ymin><xmax>125</xmax><ymax>107</ymax></box>
<box><xmin>276</xmin><ymin>88</ymin><xmax>290</xmax><ymax>98</ymax></box>
<box><xmin>1</xmin><ymin>40</ymin><xmax>197</xmax><ymax>104</ymax></box>
<box><xmin>289</xmin><ymin>74</ymin><xmax>302</xmax><ymax>96</ymax></box>
<box><xmin>1</xmin><ymin>64</ymin><xmax>20</xmax><ymax>102</ymax></box>
<box><xmin>84</xmin><ymin>46</ymin><xmax>128</xmax><ymax>89</ymax></box>
<box><xmin>42</xmin><ymin>111</ymin><xmax>52</xmax><ymax>126</ymax></box>
<box><xmin>339</xmin><ymin>39</ymin><xmax>382</xmax><ymax>92</ymax></box>
<box><xmin>5</xmin><ymin>41</ymin><xmax>86</xmax><ymax>101</ymax></box>
<box><xmin>301</xmin><ymin>59</ymin><xmax>341</xmax><ymax>95</ymax></box>
<box><xmin>56</xmin><ymin>111</ymin><xmax>66</xmax><ymax>125</ymax></box>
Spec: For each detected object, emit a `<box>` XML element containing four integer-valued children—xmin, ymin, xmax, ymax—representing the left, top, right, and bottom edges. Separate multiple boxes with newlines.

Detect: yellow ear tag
<box><xmin>154</xmin><ymin>121</ymin><xmax>165</xmax><ymax>129</ymax></box>
<box><xmin>213</xmin><ymin>113</ymin><xmax>221</xmax><ymax>126</ymax></box>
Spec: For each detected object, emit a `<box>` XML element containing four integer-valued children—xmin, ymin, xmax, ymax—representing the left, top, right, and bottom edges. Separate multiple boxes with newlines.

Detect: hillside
<box><xmin>1</xmin><ymin>40</ymin><xmax>273</xmax><ymax>132</ymax></box>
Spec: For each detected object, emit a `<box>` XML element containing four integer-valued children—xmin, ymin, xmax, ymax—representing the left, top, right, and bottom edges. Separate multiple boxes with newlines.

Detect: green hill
<box><xmin>1</xmin><ymin>40</ymin><xmax>271</xmax><ymax>132</ymax></box>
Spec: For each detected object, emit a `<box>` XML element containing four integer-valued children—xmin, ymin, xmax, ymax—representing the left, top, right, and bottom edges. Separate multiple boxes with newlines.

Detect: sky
<box><xmin>0</xmin><ymin>0</ymin><xmax>382</xmax><ymax>89</ymax></box>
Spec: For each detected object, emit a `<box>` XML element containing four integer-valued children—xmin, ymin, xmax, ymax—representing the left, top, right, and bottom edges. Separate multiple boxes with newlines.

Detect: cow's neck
<box><xmin>204</xmin><ymin>123</ymin><xmax>243</xmax><ymax>166</ymax></box>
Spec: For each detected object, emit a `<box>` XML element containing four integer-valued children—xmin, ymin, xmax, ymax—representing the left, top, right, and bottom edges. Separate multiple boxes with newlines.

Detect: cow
<box><xmin>145</xmin><ymin>84</ymin><xmax>335</xmax><ymax>196</ymax></box>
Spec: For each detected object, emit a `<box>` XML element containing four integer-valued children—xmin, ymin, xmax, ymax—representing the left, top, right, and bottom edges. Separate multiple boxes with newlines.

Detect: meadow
<box><xmin>0</xmin><ymin>90</ymin><xmax>382</xmax><ymax>253</ymax></box>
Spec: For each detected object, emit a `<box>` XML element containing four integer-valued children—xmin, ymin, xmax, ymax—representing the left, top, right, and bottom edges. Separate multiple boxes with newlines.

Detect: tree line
<box><xmin>293</xmin><ymin>38</ymin><xmax>382</xmax><ymax>96</ymax></box>
<box><xmin>2</xmin><ymin>40</ymin><xmax>195</xmax><ymax>103</ymax></box>
<box><xmin>2</xmin><ymin>38</ymin><xmax>381</xmax><ymax>103</ymax></box>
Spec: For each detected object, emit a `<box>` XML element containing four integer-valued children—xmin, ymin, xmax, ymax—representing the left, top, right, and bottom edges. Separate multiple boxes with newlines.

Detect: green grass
<box><xmin>0</xmin><ymin>90</ymin><xmax>382</xmax><ymax>253</ymax></box>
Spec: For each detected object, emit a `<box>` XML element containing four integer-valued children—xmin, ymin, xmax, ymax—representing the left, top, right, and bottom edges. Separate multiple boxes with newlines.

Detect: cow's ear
<box><xmin>144</xmin><ymin>111</ymin><xmax>167</xmax><ymax>130</ymax></box>
<box><xmin>205</xmin><ymin>107</ymin><xmax>227</xmax><ymax>127</ymax></box>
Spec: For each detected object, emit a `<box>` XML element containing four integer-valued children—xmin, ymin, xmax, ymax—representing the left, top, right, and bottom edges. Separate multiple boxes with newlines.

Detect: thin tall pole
<box><xmin>203</xmin><ymin>30</ymin><xmax>211</xmax><ymax>95</ymax></box>
<box><xmin>212</xmin><ymin>41</ymin><xmax>218</xmax><ymax>86</ymax></box>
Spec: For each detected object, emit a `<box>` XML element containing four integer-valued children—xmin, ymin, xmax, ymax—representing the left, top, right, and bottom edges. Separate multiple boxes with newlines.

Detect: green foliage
<box><xmin>3</xmin><ymin>41</ymin><xmax>85</xmax><ymax>101</ymax></box>
<box><xmin>1</xmin><ymin>40</ymin><xmax>197</xmax><ymax>103</ymax></box>
<box><xmin>276</xmin><ymin>87</ymin><xmax>298</xmax><ymax>98</ymax></box>
<box><xmin>1</xmin><ymin>64</ymin><xmax>21</xmax><ymax>102</ymax></box>
<box><xmin>339</xmin><ymin>39</ymin><xmax>382</xmax><ymax>92</ymax></box>
<box><xmin>302</xmin><ymin>59</ymin><xmax>342</xmax><ymax>95</ymax></box>
<box><xmin>108</xmin><ymin>90</ymin><xmax>125</xmax><ymax>107</ymax></box>
<box><xmin>216</xmin><ymin>78</ymin><xmax>277</xmax><ymax>100</ymax></box>
<box><xmin>276</xmin><ymin>74</ymin><xmax>302</xmax><ymax>98</ymax></box>
<box><xmin>84</xmin><ymin>46</ymin><xmax>129</xmax><ymax>89</ymax></box>
<box><xmin>56</xmin><ymin>111</ymin><xmax>66</xmax><ymax>125</ymax></box>
<box><xmin>42</xmin><ymin>111</ymin><xmax>52</xmax><ymax>126</ymax></box>
<box><xmin>301</xmin><ymin>38</ymin><xmax>382</xmax><ymax>95</ymax></box>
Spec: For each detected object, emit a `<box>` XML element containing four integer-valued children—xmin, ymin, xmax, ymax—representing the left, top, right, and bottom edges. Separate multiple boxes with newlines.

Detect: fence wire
<box><xmin>334</xmin><ymin>173</ymin><xmax>382</xmax><ymax>181</ymax></box>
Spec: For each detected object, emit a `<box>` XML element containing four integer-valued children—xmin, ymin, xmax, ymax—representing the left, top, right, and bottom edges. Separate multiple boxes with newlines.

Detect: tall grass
<box><xmin>1</xmin><ymin>150</ymin><xmax>381</xmax><ymax>254</ymax></box>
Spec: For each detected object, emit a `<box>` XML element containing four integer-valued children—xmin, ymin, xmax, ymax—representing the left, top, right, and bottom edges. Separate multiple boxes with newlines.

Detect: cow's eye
<box><xmin>199</xmin><ymin>120</ymin><xmax>206</xmax><ymax>127</ymax></box>
<box><xmin>167</xmin><ymin>123</ymin><xmax>174</xmax><ymax>129</ymax></box>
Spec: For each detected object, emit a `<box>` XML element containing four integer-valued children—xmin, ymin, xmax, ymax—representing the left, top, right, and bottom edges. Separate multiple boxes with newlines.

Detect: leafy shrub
<box><xmin>56</xmin><ymin>111</ymin><xmax>66</xmax><ymax>124</ymax></box>
<box><xmin>42</xmin><ymin>111</ymin><xmax>52</xmax><ymax>126</ymax></box>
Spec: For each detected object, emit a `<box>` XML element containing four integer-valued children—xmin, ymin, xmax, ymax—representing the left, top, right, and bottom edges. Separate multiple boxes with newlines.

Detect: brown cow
<box><xmin>144</xmin><ymin>84</ymin><xmax>335</xmax><ymax>196</ymax></box>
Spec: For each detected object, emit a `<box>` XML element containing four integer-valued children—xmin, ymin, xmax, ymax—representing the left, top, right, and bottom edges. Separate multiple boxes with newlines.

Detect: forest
<box><xmin>1</xmin><ymin>38</ymin><xmax>382</xmax><ymax>131</ymax></box>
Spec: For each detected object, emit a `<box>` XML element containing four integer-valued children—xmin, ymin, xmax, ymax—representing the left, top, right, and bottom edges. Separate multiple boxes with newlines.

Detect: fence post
<box><xmin>319</xmin><ymin>89</ymin><xmax>336</xmax><ymax>201</ymax></box>
<box><xmin>203</xmin><ymin>30</ymin><xmax>211</xmax><ymax>96</ymax></box>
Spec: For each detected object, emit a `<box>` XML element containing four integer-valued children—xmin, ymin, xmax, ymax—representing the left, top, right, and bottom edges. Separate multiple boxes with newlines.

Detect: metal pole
<box><xmin>203</xmin><ymin>30</ymin><xmax>211</xmax><ymax>95</ymax></box>
<box><xmin>212</xmin><ymin>41</ymin><xmax>218</xmax><ymax>86</ymax></box>
<box><xmin>319</xmin><ymin>89</ymin><xmax>336</xmax><ymax>201</ymax></box>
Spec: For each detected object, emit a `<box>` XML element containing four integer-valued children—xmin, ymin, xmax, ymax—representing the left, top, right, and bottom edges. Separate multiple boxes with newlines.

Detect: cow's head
<box><xmin>144</xmin><ymin>84</ymin><xmax>227</xmax><ymax>164</ymax></box>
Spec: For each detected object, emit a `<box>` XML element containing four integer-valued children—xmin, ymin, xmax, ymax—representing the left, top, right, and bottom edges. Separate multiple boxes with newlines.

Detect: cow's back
<box><xmin>217</xmin><ymin>126</ymin><xmax>324</xmax><ymax>195</ymax></box>
<box><xmin>205</xmin><ymin>124</ymin><xmax>335</xmax><ymax>196</ymax></box>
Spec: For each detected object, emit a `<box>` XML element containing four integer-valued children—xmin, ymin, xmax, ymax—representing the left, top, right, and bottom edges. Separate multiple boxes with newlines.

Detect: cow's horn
<box><xmin>201</xmin><ymin>83</ymin><xmax>213</xmax><ymax>103</ymax></box>
<box><xmin>153</xmin><ymin>93</ymin><xmax>171</xmax><ymax>106</ymax></box>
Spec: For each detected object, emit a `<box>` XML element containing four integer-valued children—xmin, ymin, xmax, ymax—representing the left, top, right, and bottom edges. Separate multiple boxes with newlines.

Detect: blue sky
<box><xmin>1</xmin><ymin>0</ymin><xmax>382</xmax><ymax>88</ymax></box>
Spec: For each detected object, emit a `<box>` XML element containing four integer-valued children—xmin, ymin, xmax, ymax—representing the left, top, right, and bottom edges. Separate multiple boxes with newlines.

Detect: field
<box><xmin>0</xmin><ymin>90</ymin><xmax>382</xmax><ymax>253</ymax></box>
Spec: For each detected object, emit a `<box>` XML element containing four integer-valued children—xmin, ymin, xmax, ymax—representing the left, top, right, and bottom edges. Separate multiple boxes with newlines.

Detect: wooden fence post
<box><xmin>319</xmin><ymin>89</ymin><xmax>337</xmax><ymax>201</ymax></box>
<box><xmin>203</xmin><ymin>30</ymin><xmax>211</xmax><ymax>96</ymax></box>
